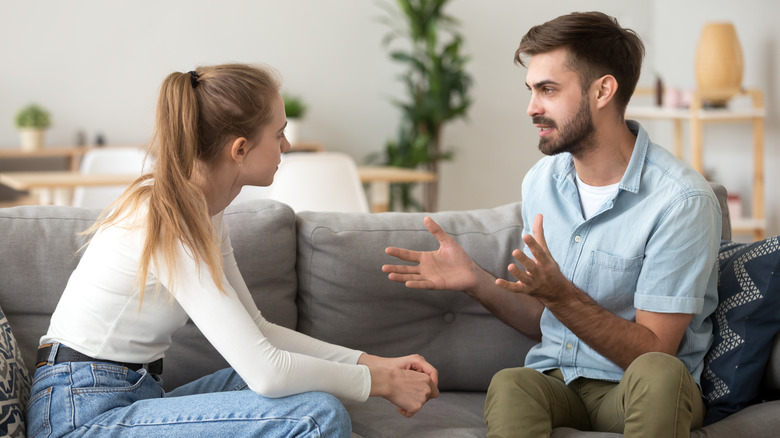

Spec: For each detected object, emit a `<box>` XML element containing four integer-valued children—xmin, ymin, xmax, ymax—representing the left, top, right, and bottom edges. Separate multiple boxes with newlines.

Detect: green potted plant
<box><xmin>15</xmin><ymin>104</ymin><xmax>51</xmax><ymax>151</ymax></box>
<box><xmin>283</xmin><ymin>94</ymin><xmax>307</xmax><ymax>146</ymax></box>
<box><xmin>378</xmin><ymin>0</ymin><xmax>472</xmax><ymax>211</ymax></box>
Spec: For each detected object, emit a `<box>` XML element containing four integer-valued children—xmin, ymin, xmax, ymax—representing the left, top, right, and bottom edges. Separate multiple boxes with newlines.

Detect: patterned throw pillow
<box><xmin>701</xmin><ymin>237</ymin><xmax>780</xmax><ymax>425</ymax></box>
<box><xmin>0</xmin><ymin>305</ymin><xmax>32</xmax><ymax>438</ymax></box>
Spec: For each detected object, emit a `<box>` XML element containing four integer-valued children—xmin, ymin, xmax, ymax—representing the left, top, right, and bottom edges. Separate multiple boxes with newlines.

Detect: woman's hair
<box><xmin>86</xmin><ymin>63</ymin><xmax>281</xmax><ymax>302</ymax></box>
<box><xmin>515</xmin><ymin>11</ymin><xmax>645</xmax><ymax>112</ymax></box>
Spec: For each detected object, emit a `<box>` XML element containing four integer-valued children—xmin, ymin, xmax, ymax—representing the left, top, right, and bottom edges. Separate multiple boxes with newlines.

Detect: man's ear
<box><xmin>229</xmin><ymin>137</ymin><xmax>249</xmax><ymax>165</ymax></box>
<box><xmin>593</xmin><ymin>75</ymin><xmax>618</xmax><ymax>109</ymax></box>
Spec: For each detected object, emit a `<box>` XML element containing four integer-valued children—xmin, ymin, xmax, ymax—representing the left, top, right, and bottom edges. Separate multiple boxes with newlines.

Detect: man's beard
<box><xmin>534</xmin><ymin>95</ymin><xmax>595</xmax><ymax>157</ymax></box>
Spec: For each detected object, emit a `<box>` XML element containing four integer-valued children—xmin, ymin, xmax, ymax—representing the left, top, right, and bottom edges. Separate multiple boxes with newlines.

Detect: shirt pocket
<box><xmin>585</xmin><ymin>251</ymin><xmax>643</xmax><ymax>312</ymax></box>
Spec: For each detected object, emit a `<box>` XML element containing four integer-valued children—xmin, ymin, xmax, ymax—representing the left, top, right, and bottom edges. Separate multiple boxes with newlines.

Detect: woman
<box><xmin>26</xmin><ymin>64</ymin><xmax>438</xmax><ymax>438</ymax></box>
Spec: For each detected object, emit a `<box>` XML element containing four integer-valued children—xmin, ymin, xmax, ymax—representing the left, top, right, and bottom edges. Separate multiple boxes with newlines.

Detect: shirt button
<box><xmin>574</xmin><ymin>235</ymin><xmax>582</xmax><ymax>243</ymax></box>
<box><xmin>566</xmin><ymin>343</ymin><xmax>573</xmax><ymax>350</ymax></box>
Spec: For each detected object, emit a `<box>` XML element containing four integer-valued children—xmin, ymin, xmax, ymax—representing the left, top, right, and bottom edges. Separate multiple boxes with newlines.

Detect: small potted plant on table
<box><xmin>283</xmin><ymin>94</ymin><xmax>307</xmax><ymax>146</ymax></box>
<box><xmin>15</xmin><ymin>104</ymin><xmax>51</xmax><ymax>151</ymax></box>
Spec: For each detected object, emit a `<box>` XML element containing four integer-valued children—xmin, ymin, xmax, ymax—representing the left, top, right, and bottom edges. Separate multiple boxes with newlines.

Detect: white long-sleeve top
<box><xmin>42</xmin><ymin>206</ymin><xmax>371</xmax><ymax>401</ymax></box>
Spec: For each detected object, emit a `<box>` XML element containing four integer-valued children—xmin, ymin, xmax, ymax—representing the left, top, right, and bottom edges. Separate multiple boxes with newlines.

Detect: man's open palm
<box><xmin>383</xmin><ymin>217</ymin><xmax>478</xmax><ymax>291</ymax></box>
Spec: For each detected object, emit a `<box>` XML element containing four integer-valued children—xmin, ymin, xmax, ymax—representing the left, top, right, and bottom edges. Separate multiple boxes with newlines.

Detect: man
<box><xmin>382</xmin><ymin>11</ymin><xmax>721</xmax><ymax>437</ymax></box>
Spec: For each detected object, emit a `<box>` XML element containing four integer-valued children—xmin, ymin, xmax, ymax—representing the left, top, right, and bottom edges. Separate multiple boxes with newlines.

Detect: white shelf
<box><xmin>626</xmin><ymin>106</ymin><xmax>766</xmax><ymax>121</ymax></box>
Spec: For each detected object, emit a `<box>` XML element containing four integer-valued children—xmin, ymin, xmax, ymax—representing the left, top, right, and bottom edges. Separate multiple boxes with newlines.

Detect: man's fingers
<box><xmin>386</xmin><ymin>272</ymin><xmax>422</xmax><ymax>282</ymax></box>
<box><xmin>495</xmin><ymin>277</ymin><xmax>525</xmax><ymax>293</ymax></box>
<box><xmin>424</xmin><ymin>217</ymin><xmax>453</xmax><ymax>245</ymax></box>
<box><xmin>382</xmin><ymin>264</ymin><xmax>419</xmax><ymax>275</ymax></box>
<box><xmin>385</xmin><ymin>246</ymin><xmax>421</xmax><ymax>263</ymax></box>
<box><xmin>532</xmin><ymin>214</ymin><xmax>550</xmax><ymax>253</ymax></box>
<box><xmin>522</xmin><ymin>233</ymin><xmax>550</xmax><ymax>265</ymax></box>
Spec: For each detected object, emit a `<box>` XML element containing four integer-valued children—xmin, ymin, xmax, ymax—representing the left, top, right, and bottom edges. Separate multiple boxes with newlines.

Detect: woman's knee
<box><xmin>304</xmin><ymin>392</ymin><xmax>352</xmax><ymax>437</ymax></box>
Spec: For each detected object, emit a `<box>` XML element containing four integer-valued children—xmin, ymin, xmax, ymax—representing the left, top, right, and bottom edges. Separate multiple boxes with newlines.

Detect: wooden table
<box><xmin>0</xmin><ymin>146</ymin><xmax>93</xmax><ymax>171</ymax></box>
<box><xmin>357</xmin><ymin>166</ymin><xmax>436</xmax><ymax>212</ymax></box>
<box><xmin>0</xmin><ymin>167</ymin><xmax>435</xmax><ymax>213</ymax></box>
<box><xmin>0</xmin><ymin>172</ymin><xmax>140</xmax><ymax>206</ymax></box>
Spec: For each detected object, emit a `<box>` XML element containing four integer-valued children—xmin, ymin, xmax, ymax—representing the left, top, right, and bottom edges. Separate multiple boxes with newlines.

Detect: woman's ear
<box><xmin>229</xmin><ymin>137</ymin><xmax>248</xmax><ymax>165</ymax></box>
<box><xmin>594</xmin><ymin>74</ymin><xmax>618</xmax><ymax>109</ymax></box>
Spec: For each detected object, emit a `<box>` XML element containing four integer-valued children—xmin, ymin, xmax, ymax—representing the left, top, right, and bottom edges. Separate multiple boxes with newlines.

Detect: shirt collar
<box><xmin>553</xmin><ymin>120</ymin><xmax>649</xmax><ymax>195</ymax></box>
<box><xmin>619</xmin><ymin>120</ymin><xmax>648</xmax><ymax>194</ymax></box>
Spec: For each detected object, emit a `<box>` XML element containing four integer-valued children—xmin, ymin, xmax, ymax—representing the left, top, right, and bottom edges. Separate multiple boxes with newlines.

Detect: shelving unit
<box><xmin>626</xmin><ymin>88</ymin><xmax>766</xmax><ymax>240</ymax></box>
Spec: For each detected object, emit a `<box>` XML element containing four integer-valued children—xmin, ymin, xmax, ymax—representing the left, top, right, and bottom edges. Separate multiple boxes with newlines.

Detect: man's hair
<box><xmin>515</xmin><ymin>11</ymin><xmax>645</xmax><ymax>112</ymax></box>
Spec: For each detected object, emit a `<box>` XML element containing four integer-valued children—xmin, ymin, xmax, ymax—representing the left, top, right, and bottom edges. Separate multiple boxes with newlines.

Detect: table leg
<box><xmin>368</xmin><ymin>181</ymin><xmax>389</xmax><ymax>213</ymax></box>
<box><xmin>53</xmin><ymin>188</ymin><xmax>73</xmax><ymax>206</ymax></box>
<box><xmin>673</xmin><ymin>119</ymin><xmax>684</xmax><ymax>160</ymax></box>
<box><xmin>34</xmin><ymin>188</ymin><xmax>53</xmax><ymax>205</ymax></box>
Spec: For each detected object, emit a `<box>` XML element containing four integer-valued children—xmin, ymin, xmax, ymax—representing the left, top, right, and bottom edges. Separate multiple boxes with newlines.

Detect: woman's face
<box><xmin>241</xmin><ymin>92</ymin><xmax>291</xmax><ymax>187</ymax></box>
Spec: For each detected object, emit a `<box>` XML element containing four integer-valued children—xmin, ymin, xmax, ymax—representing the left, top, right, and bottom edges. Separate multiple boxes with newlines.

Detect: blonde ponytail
<box><xmin>85</xmin><ymin>64</ymin><xmax>281</xmax><ymax>304</ymax></box>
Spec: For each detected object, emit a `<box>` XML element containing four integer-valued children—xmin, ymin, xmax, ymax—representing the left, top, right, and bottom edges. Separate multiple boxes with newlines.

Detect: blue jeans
<box><xmin>26</xmin><ymin>343</ymin><xmax>352</xmax><ymax>438</ymax></box>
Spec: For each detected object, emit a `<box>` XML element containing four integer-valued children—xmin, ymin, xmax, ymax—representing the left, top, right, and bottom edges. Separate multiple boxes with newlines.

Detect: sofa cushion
<box><xmin>0</xmin><ymin>304</ymin><xmax>32</xmax><ymax>438</ymax></box>
<box><xmin>701</xmin><ymin>237</ymin><xmax>780</xmax><ymax>424</ymax></box>
<box><xmin>343</xmin><ymin>392</ymin><xmax>487</xmax><ymax>438</ymax></box>
<box><xmin>0</xmin><ymin>205</ymin><xmax>96</xmax><ymax>380</ymax></box>
<box><xmin>0</xmin><ymin>201</ymin><xmax>299</xmax><ymax>392</ymax></box>
<box><xmin>296</xmin><ymin>203</ymin><xmax>538</xmax><ymax>391</ymax></box>
<box><xmin>163</xmin><ymin>200</ymin><xmax>299</xmax><ymax>390</ymax></box>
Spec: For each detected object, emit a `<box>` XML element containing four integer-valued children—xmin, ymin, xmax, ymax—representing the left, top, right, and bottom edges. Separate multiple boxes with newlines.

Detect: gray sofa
<box><xmin>1</xmin><ymin>183</ymin><xmax>778</xmax><ymax>438</ymax></box>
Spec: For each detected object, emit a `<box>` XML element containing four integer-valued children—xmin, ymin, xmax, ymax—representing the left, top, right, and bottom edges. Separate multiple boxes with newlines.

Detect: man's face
<box><xmin>525</xmin><ymin>49</ymin><xmax>595</xmax><ymax>156</ymax></box>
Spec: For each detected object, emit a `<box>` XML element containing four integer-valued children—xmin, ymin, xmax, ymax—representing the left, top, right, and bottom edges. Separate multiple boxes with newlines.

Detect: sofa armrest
<box><xmin>709</xmin><ymin>182</ymin><xmax>731</xmax><ymax>241</ymax></box>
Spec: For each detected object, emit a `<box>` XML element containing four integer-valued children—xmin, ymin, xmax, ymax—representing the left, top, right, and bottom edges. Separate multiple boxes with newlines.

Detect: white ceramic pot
<box><xmin>19</xmin><ymin>128</ymin><xmax>45</xmax><ymax>151</ymax></box>
<box><xmin>285</xmin><ymin>119</ymin><xmax>299</xmax><ymax>147</ymax></box>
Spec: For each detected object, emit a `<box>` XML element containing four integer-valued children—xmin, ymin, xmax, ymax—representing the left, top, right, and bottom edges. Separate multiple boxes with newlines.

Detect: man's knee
<box><xmin>624</xmin><ymin>352</ymin><xmax>690</xmax><ymax>395</ymax></box>
<box><xmin>488</xmin><ymin>367</ymin><xmax>545</xmax><ymax>398</ymax></box>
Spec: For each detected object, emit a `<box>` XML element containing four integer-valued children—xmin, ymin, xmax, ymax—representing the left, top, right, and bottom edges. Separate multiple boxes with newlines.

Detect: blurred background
<box><xmin>1</xmin><ymin>0</ymin><xmax>777</xmax><ymax>237</ymax></box>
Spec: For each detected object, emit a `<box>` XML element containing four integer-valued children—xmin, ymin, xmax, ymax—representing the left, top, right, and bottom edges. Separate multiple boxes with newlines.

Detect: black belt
<box><xmin>36</xmin><ymin>344</ymin><xmax>163</xmax><ymax>374</ymax></box>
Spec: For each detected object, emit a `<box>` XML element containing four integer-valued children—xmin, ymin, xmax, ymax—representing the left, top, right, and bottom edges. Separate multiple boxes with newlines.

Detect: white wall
<box><xmin>1</xmin><ymin>1</ymin><xmax>776</xmax><ymax>235</ymax></box>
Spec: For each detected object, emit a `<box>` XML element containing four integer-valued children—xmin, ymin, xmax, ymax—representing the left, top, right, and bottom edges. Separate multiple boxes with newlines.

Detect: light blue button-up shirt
<box><xmin>522</xmin><ymin>121</ymin><xmax>721</xmax><ymax>385</ymax></box>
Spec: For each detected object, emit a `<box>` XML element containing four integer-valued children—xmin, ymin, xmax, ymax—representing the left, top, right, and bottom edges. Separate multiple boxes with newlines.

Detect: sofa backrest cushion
<box><xmin>295</xmin><ymin>203</ymin><xmax>537</xmax><ymax>391</ymax></box>
<box><xmin>0</xmin><ymin>200</ymin><xmax>298</xmax><ymax>391</ymax></box>
<box><xmin>0</xmin><ymin>205</ymin><xmax>96</xmax><ymax>381</ymax></box>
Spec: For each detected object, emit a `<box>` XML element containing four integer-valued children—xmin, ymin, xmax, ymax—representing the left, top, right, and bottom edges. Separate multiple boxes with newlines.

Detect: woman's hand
<box><xmin>383</xmin><ymin>217</ymin><xmax>480</xmax><ymax>292</ymax></box>
<box><xmin>359</xmin><ymin>353</ymin><xmax>440</xmax><ymax>417</ymax></box>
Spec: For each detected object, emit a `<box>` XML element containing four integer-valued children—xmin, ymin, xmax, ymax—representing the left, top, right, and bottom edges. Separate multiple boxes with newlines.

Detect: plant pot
<box><xmin>285</xmin><ymin>119</ymin><xmax>300</xmax><ymax>146</ymax></box>
<box><xmin>19</xmin><ymin>128</ymin><xmax>45</xmax><ymax>151</ymax></box>
<box><xmin>694</xmin><ymin>22</ymin><xmax>744</xmax><ymax>107</ymax></box>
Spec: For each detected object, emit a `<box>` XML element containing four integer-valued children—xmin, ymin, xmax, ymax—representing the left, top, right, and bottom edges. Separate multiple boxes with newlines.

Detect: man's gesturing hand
<box><xmin>383</xmin><ymin>217</ymin><xmax>479</xmax><ymax>291</ymax></box>
<box><xmin>495</xmin><ymin>214</ymin><xmax>570</xmax><ymax>303</ymax></box>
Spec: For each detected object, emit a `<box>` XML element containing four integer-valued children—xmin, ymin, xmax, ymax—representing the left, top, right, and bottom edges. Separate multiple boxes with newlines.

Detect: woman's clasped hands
<box><xmin>359</xmin><ymin>353</ymin><xmax>439</xmax><ymax>417</ymax></box>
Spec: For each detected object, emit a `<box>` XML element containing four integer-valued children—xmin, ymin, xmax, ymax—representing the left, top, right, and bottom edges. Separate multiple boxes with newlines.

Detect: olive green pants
<box><xmin>484</xmin><ymin>352</ymin><xmax>705</xmax><ymax>438</ymax></box>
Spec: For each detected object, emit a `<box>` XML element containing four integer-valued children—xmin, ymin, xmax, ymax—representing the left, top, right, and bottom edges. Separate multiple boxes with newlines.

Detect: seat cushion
<box><xmin>344</xmin><ymin>392</ymin><xmax>487</xmax><ymax>438</ymax></box>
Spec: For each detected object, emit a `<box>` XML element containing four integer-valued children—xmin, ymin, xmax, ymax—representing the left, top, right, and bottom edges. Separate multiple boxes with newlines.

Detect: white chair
<box><xmin>231</xmin><ymin>185</ymin><xmax>273</xmax><ymax>205</ymax></box>
<box><xmin>71</xmin><ymin>147</ymin><xmax>151</xmax><ymax>208</ymax></box>
<box><xmin>267</xmin><ymin>152</ymin><xmax>369</xmax><ymax>213</ymax></box>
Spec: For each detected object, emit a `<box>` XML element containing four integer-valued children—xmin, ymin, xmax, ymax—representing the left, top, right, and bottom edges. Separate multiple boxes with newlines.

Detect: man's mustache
<box><xmin>532</xmin><ymin>116</ymin><xmax>557</xmax><ymax>127</ymax></box>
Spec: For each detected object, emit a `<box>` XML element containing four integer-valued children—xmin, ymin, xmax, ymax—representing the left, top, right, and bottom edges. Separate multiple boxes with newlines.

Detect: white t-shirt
<box><xmin>575</xmin><ymin>174</ymin><xmax>619</xmax><ymax>220</ymax></box>
<box><xmin>42</xmin><ymin>204</ymin><xmax>371</xmax><ymax>401</ymax></box>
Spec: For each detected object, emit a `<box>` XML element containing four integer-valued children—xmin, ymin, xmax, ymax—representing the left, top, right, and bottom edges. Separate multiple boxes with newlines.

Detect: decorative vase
<box><xmin>694</xmin><ymin>22</ymin><xmax>744</xmax><ymax>107</ymax></box>
<box><xmin>19</xmin><ymin>128</ymin><xmax>45</xmax><ymax>151</ymax></box>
